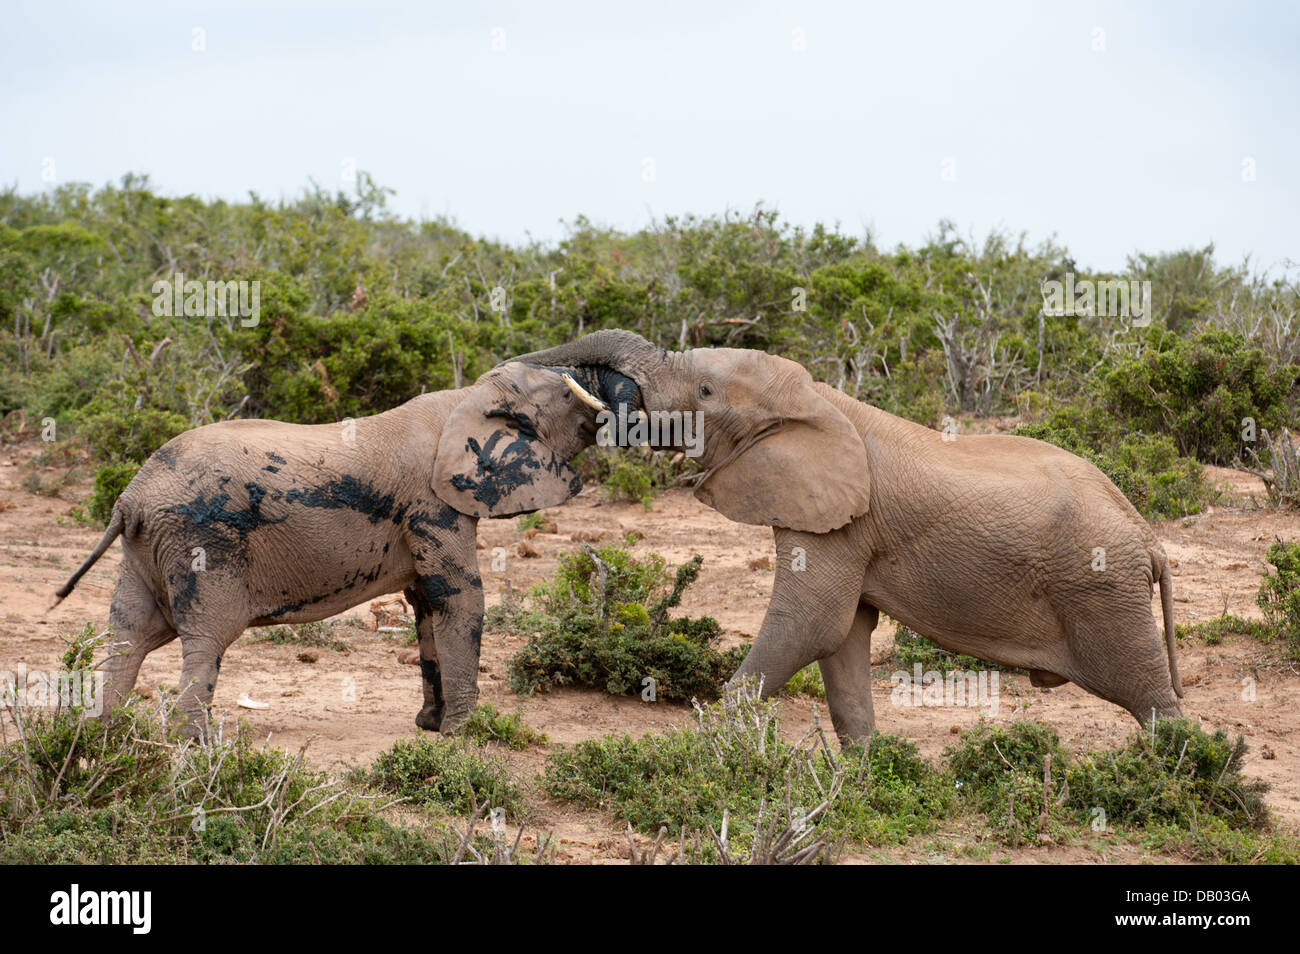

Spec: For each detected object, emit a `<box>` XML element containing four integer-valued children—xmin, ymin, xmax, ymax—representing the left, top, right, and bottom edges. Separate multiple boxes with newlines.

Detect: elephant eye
<box><xmin>699</xmin><ymin>383</ymin><xmax>713</xmax><ymax>398</ymax></box>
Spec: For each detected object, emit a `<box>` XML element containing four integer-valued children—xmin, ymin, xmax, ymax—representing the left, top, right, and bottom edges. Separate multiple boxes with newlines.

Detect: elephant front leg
<box><xmin>407</xmin><ymin>567</ymin><xmax>484</xmax><ymax>735</ymax></box>
<box><xmin>404</xmin><ymin>585</ymin><xmax>446</xmax><ymax>731</ymax></box>
<box><xmin>728</xmin><ymin>530</ymin><xmax>861</xmax><ymax>700</ymax></box>
<box><xmin>819</xmin><ymin>604</ymin><xmax>879</xmax><ymax>746</ymax></box>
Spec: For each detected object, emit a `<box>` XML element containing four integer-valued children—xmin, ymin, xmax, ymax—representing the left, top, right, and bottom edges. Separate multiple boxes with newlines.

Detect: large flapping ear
<box><xmin>434</xmin><ymin>363</ymin><xmax>593</xmax><ymax>518</ymax></box>
<box><xmin>694</xmin><ymin>377</ymin><xmax>870</xmax><ymax>534</ymax></box>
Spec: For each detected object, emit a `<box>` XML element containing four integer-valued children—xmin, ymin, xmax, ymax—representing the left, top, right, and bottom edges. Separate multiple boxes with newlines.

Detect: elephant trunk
<box><xmin>504</xmin><ymin>329</ymin><xmax>663</xmax><ymax>412</ymax></box>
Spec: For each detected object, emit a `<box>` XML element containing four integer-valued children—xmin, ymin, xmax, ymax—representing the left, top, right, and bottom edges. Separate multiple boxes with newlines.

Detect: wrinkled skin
<box><xmin>511</xmin><ymin>331</ymin><xmax>1184</xmax><ymax>745</ymax></box>
<box><xmin>53</xmin><ymin>362</ymin><xmax>610</xmax><ymax>738</ymax></box>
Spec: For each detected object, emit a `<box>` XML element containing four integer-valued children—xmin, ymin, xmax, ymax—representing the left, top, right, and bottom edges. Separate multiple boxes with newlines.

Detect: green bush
<box><xmin>545</xmin><ymin>687</ymin><xmax>954</xmax><ymax>851</ymax></box>
<box><xmin>574</xmin><ymin>445</ymin><xmax>697</xmax><ymax>507</ymax></box>
<box><xmin>1099</xmin><ymin>330</ymin><xmax>1299</xmax><ymax>465</ymax></box>
<box><xmin>946</xmin><ymin>721</ymin><xmax>1067</xmax><ymax>843</ymax></box>
<box><xmin>87</xmin><ymin>462</ymin><xmax>138</xmax><ymax>524</ymax></box>
<box><xmin>783</xmin><ymin>664</ymin><xmax>826</xmax><ymax>698</ymax></box>
<box><xmin>1064</xmin><ymin>719</ymin><xmax>1268</xmax><ymax>831</ymax></box>
<box><xmin>1258</xmin><ymin>540</ymin><xmax>1300</xmax><ymax>656</ymax></box>
<box><xmin>75</xmin><ymin>398</ymin><xmax>189</xmax><ymax>466</ymax></box>
<box><xmin>944</xmin><ymin>718</ymin><xmax>1282</xmax><ymax>858</ymax></box>
<box><xmin>367</xmin><ymin>736</ymin><xmax>523</xmax><ymax>816</ymax></box>
<box><xmin>499</xmin><ymin>547</ymin><xmax>746</xmax><ymax>702</ymax></box>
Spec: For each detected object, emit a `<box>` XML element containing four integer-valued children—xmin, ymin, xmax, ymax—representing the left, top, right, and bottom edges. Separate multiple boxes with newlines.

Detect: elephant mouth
<box><xmin>525</xmin><ymin>363</ymin><xmax>645</xmax><ymax>417</ymax></box>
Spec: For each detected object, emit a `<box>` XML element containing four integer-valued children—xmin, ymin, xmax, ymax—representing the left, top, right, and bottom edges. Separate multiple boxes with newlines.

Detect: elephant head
<box><xmin>507</xmin><ymin>331</ymin><xmax>870</xmax><ymax>533</ymax></box>
<box><xmin>434</xmin><ymin>361</ymin><xmax>608</xmax><ymax>518</ymax></box>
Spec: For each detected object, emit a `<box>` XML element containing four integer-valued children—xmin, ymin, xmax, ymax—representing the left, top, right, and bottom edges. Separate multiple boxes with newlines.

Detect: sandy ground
<box><xmin>2</xmin><ymin>439</ymin><xmax>1297</xmax><ymax>863</ymax></box>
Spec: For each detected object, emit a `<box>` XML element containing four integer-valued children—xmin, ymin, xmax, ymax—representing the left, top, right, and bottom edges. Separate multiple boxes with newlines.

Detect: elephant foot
<box><xmin>172</xmin><ymin>712</ymin><xmax>209</xmax><ymax>743</ymax></box>
<box><xmin>415</xmin><ymin>705</ymin><xmax>444</xmax><ymax>732</ymax></box>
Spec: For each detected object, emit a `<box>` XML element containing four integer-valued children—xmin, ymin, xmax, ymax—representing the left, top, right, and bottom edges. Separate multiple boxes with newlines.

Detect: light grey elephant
<box><xmin>52</xmin><ymin>361</ymin><xmax>618</xmax><ymax>737</ymax></box>
<box><xmin>509</xmin><ymin>330</ymin><xmax>1184</xmax><ymax>744</ymax></box>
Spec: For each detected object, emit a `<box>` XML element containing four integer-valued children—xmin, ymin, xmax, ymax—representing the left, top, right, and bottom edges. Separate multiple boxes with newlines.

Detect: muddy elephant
<box><xmin>52</xmin><ymin>361</ymin><xmax>620</xmax><ymax>737</ymax></box>
<box><xmin>509</xmin><ymin>330</ymin><xmax>1184</xmax><ymax>744</ymax></box>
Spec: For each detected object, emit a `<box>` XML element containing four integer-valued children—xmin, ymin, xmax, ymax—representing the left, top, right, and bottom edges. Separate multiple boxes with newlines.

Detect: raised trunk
<box><xmin>505</xmin><ymin>330</ymin><xmax>663</xmax><ymax>410</ymax></box>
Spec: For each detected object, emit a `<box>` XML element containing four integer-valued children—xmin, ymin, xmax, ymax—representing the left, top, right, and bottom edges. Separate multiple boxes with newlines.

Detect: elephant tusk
<box><xmin>562</xmin><ymin>373</ymin><xmax>608</xmax><ymax>412</ymax></box>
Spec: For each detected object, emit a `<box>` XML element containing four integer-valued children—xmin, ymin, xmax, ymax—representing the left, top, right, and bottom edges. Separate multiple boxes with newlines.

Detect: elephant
<box><xmin>508</xmin><ymin>330</ymin><xmax>1184</xmax><ymax>744</ymax></box>
<box><xmin>51</xmin><ymin>360</ymin><xmax>621</xmax><ymax>737</ymax></box>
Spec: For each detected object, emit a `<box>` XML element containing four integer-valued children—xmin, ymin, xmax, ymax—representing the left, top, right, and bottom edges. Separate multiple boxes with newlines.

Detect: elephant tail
<box><xmin>49</xmin><ymin>506</ymin><xmax>125</xmax><ymax>610</ymax></box>
<box><xmin>1158</xmin><ymin>559</ymin><xmax>1184</xmax><ymax>698</ymax></box>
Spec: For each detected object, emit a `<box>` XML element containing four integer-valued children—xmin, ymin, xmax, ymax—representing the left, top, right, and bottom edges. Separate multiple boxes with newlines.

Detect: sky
<box><xmin>2</xmin><ymin>0</ymin><xmax>1297</xmax><ymax>272</ymax></box>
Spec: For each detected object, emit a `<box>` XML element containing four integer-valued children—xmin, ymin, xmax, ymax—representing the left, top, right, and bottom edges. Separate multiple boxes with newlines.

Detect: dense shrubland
<box><xmin>2</xmin><ymin>174</ymin><xmax>1297</xmax><ymax>517</ymax></box>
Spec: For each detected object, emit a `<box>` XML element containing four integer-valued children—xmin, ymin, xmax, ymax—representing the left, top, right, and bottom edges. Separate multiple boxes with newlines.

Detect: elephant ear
<box><xmin>695</xmin><ymin>383</ymin><xmax>870</xmax><ymax>533</ymax></box>
<box><xmin>434</xmin><ymin>364</ymin><xmax>586</xmax><ymax>518</ymax></box>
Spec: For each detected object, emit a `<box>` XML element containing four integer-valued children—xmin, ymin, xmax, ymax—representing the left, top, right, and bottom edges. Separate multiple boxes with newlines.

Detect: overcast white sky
<box><xmin>2</xmin><ymin>0</ymin><xmax>1296</xmax><ymax>272</ymax></box>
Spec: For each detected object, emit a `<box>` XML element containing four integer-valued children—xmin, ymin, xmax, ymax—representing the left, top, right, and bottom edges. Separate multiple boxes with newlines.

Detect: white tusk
<box><xmin>562</xmin><ymin>373</ymin><xmax>608</xmax><ymax>412</ymax></box>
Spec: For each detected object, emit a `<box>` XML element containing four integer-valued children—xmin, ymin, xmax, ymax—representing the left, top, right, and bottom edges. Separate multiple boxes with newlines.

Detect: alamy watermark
<box><xmin>596</xmin><ymin>404</ymin><xmax>704</xmax><ymax>458</ymax></box>
<box><xmin>0</xmin><ymin>664</ymin><xmax>104</xmax><ymax>716</ymax></box>
<box><xmin>152</xmin><ymin>271</ymin><xmax>260</xmax><ymax>326</ymax></box>
<box><xmin>1041</xmin><ymin>273</ymin><xmax>1151</xmax><ymax>326</ymax></box>
<box><xmin>890</xmin><ymin>663</ymin><xmax>999</xmax><ymax>715</ymax></box>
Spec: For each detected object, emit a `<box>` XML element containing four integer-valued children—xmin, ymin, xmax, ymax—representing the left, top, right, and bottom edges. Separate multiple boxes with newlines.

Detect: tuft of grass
<box><xmin>1176</xmin><ymin>614</ymin><xmax>1272</xmax><ymax>645</ymax></box>
<box><xmin>458</xmin><ymin>703</ymin><xmax>547</xmax><ymax>750</ymax></box>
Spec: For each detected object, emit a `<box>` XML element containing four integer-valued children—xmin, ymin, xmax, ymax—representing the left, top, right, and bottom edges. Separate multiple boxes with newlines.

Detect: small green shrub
<box><xmin>946</xmin><ymin>721</ymin><xmax>1067</xmax><ymax>843</ymax></box>
<box><xmin>1065</xmin><ymin>719</ymin><xmax>1268</xmax><ymax>832</ymax></box>
<box><xmin>517</xmin><ymin>512</ymin><xmax>547</xmax><ymax>532</ymax></box>
<box><xmin>1258</xmin><ymin>540</ymin><xmax>1300</xmax><ymax>657</ymax></box>
<box><xmin>500</xmin><ymin>548</ymin><xmax>745</xmax><ymax>702</ymax></box>
<box><xmin>367</xmin><ymin>737</ymin><xmax>523</xmax><ymax>816</ymax></box>
<box><xmin>459</xmin><ymin>703</ymin><xmax>547</xmax><ymax>750</ymax></box>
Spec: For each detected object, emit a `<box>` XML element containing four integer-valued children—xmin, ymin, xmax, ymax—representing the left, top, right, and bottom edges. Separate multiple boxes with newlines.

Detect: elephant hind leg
<box><xmin>103</xmin><ymin>567</ymin><xmax>178</xmax><ymax>715</ymax></box>
<box><xmin>818</xmin><ymin>604</ymin><xmax>879</xmax><ymax>747</ymax></box>
<box><xmin>170</xmin><ymin>580</ymin><xmax>251</xmax><ymax>740</ymax></box>
<box><xmin>1064</xmin><ymin>616</ymin><xmax>1182</xmax><ymax>726</ymax></box>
